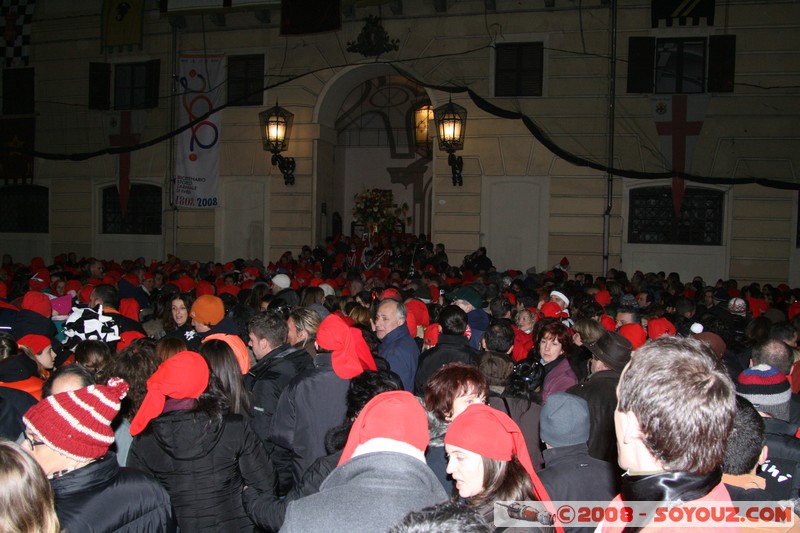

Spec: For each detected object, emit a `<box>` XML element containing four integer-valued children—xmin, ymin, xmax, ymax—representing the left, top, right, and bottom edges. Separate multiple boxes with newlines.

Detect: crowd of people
<box><xmin>1</xmin><ymin>232</ymin><xmax>800</xmax><ymax>532</ymax></box>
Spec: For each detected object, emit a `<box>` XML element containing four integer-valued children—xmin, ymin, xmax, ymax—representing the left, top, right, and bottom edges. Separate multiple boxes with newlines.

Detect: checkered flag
<box><xmin>1</xmin><ymin>0</ymin><xmax>36</xmax><ymax>67</ymax></box>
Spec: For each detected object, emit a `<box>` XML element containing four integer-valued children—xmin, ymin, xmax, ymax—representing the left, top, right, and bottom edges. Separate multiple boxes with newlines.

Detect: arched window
<box><xmin>0</xmin><ymin>184</ymin><xmax>48</xmax><ymax>233</ymax></box>
<box><xmin>628</xmin><ymin>186</ymin><xmax>724</xmax><ymax>245</ymax></box>
<box><xmin>102</xmin><ymin>184</ymin><xmax>162</xmax><ymax>234</ymax></box>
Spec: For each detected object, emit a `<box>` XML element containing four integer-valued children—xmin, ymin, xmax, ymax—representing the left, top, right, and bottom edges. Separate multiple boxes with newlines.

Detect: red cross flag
<box><xmin>651</xmin><ymin>94</ymin><xmax>710</xmax><ymax>217</ymax></box>
<box><xmin>108</xmin><ymin>110</ymin><xmax>143</xmax><ymax>216</ymax></box>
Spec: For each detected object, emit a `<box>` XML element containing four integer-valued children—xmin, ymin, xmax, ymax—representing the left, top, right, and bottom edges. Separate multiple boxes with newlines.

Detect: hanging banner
<box><xmin>1</xmin><ymin>0</ymin><xmax>36</xmax><ymax>67</ymax></box>
<box><xmin>100</xmin><ymin>0</ymin><xmax>145</xmax><ymax>52</ymax></box>
<box><xmin>651</xmin><ymin>94</ymin><xmax>710</xmax><ymax>217</ymax></box>
<box><xmin>174</xmin><ymin>53</ymin><xmax>225</xmax><ymax>209</ymax></box>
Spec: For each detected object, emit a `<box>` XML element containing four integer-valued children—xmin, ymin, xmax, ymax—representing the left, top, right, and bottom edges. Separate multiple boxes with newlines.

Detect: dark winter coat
<box><xmin>280</xmin><ymin>451</ymin><xmax>447</xmax><ymax>533</ymax></box>
<box><xmin>414</xmin><ymin>334</ymin><xmax>480</xmax><ymax>395</ymax></box>
<box><xmin>567</xmin><ymin>369</ymin><xmax>622</xmax><ymax>464</ymax></box>
<box><xmin>378</xmin><ymin>325</ymin><xmax>420</xmax><ymax>392</ymax></box>
<box><xmin>759</xmin><ymin>416</ymin><xmax>800</xmax><ymax>500</ymax></box>
<box><xmin>267</xmin><ymin>352</ymin><xmax>350</xmax><ymax>486</ymax></box>
<box><xmin>128</xmin><ymin>410</ymin><xmax>275</xmax><ymax>532</ymax></box>
<box><xmin>0</xmin><ymin>385</ymin><xmax>36</xmax><ymax>439</ymax></box>
<box><xmin>243</xmin><ymin>450</ymin><xmax>342</xmax><ymax>532</ymax></box>
<box><xmin>245</xmin><ymin>343</ymin><xmax>313</xmax><ymax>493</ymax></box>
<box><xmin>538</xmin><ymin>443</ymin><xmax>618</xmax><ymax>504</ymax></box>
<box><xmin>52</xmin><ymin>452</ymin><xmax>177</xmax><ymax>533</ymax></box>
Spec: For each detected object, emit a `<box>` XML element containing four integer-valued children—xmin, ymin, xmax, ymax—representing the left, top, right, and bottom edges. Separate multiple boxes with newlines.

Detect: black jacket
<box><xmin>267</xmin><ymin>352</ymin><xmax>350</xmax><ymax>486</ymax></box>
<box><xmin>0</xmin><ymin>385</ymin><xmax>36</xmax><ymax>439</ymax></box>
<box><xmin>567</xmin><ymin>369</ymin><xmax>621</xmax><ymax>465</ymax></box>
<box><xmin>185</xmin><ymin>316</ymin><xmax>240</xmax><ymax>351</ymax></box>
<box><xmin>243</xmin><ymin>450</ymin><xmax>342</xmax><ymax>531</ymax></box>
<box><xmin>245</xmin><ymin>343</ymin><xmax>313</xmax><ymax>493</ymax></box>
<box><xmin>128</xmin><ymin>409</ymin><xmax>276</xmax><ymax>532</ymax></box>
<box><xmin>538</xmin><ymin>443</ymin><xmax>618</xmax><ymax>533</ymax></box>
<box><xmin>52</xmin><ymin>452</ymin><xmax>177</xmax><ymax>533</ymax></box>
<box><xmin>414</xmin><ymin>334</ymin><xmax>480</xmax><ymax>395</ymax></box>
<box><xmin>759</xmin><ymin>417</ymin><xmax>800</xmax><ymax>500</ymax></box>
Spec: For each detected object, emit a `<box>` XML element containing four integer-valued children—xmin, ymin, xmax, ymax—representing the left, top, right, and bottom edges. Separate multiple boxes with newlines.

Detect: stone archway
<box><xmin>312</xmin><ymin>65</ymin><xmax>435</xmax><ymax>243</ymax></box>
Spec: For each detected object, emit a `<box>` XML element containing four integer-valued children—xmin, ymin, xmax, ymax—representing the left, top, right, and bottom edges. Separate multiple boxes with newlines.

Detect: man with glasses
<box><xmin>21</xmin><ymin>379</ymin><xmax>176</xmax><ymax>532</ymax></box>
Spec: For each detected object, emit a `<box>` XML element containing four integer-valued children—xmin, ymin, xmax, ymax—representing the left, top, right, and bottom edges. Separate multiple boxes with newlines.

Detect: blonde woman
<box><xmin>0</xmin><ymin>439</ymin><xmax>60</xmax><ymax>533</ymax></box>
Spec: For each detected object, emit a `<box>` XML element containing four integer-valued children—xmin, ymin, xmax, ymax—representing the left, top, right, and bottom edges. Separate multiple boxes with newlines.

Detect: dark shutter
<box><xmin>144</xmin><ymin>59</ymin><xmax>161</xmax><ymax>108</ymax></box>
<box><xmin>2</xmin><ymin>68</ymin><xmax>35</xmax><ymax>115</ymax></box>
<box><xmin>89</xmin><ymin>62</ymin><xmax>112</xmax><ymax>110</ymax></box>
<box><xmin>708</xmin><ymin>35</ymin><xmax>735</xmax><ymax>93</ymax></box>
<box><xmin>627</xmin><ymin>37</ymin><xmax>656</xmax><ymax>93</ymax></box>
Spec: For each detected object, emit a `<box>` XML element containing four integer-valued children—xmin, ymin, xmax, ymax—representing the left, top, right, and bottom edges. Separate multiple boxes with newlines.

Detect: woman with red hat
<box><xmin>445</xmin><ymin>404</ymin><xmax>560</xmax><ymax>532</ymax></box>
<box><xmin>127</xmin><ymin>351</ymin><xmax>274</xmax><ymax>532</ymax></box>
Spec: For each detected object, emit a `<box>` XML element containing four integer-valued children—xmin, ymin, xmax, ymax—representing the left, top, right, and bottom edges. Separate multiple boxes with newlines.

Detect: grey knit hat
<box><xmin>540</xmin><ymin>393</ymin><xmax>590</xmax><ymax>447</ymax></box>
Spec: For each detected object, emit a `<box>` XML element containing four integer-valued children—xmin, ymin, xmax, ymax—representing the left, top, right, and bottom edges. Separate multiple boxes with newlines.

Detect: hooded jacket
<box><xmin>128</xmin><ymin>409</ymin><xmax>275</xmax><ymax>532</ymax></box>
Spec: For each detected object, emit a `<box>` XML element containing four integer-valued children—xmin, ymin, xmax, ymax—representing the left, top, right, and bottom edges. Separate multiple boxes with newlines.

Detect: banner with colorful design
<box><xmin>1</xmin><ymin>0</ymin><xmax>36</xmax><ymax>67</ymax></box>
<box><xmin>174</xmin><ymin>53</ymin><xmax>224</xmax><ymax>209</ymax></box>
<box><xmin>101</xmin><ymin>0</ymin><xmax>145</xmax><ymax>52</ymax></box>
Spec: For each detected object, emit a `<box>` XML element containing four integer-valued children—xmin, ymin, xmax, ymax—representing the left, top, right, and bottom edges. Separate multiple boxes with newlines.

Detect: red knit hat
<box><xmin>204</xmin><ymin>333</ymin><xmax>251</xmax><ymax>374</ymax></box>
<box><xmin>380</xmin><ymin>288</ymin><xmax>403</xmax><ymax>302</ymax></box>
<box><xmin>130</xmin><ymin>351</ymin><xmax>209</xmax><ymax>436</ymax></box>
<box><xmin>647</xmin><ymin>317</ymin><xmax>676</xmax><ymax>340</ymax></box>
<box><xmin>18</xmin><ymin>334</ymin><xmax>51</xmax><ymax>355</ymax></box>
<box><xmin>595</xmin><ymin>290</ymin><xmax>612</xmax><ymax>307</ymax></box>
<box><xmin>405</xmin><ymin>299</ymin><xmax>430</xmax><ymax>328</ymax></box>
<box><xmin>22</xmin><ymin>291</ymin><xmax>51</xmax><ymax>318</ymax></box>
<box><xmin>445</xmin><ymin>403</ymin><xmax>553</xmax><ymax>505</ymax></box>
<box><xmin>117</xmin><ymin>330</ymin><xmax>146</xmax><ymax>352</ymax></box>
<box><xmin>618</xmin><ymin>323</ymin><xmax>647</xmax><ymax>350</ymax></box>
<box><xmin>423</xmin><ymin>323</ymin><xmax>440</xmax><ymax>347</ymax></box>
<box><xmin>23</xmin><ymin>378</ymin><xmax>129</xmax><ymax>461</ymax></box>
<box><xmin>195</xmin><ymin>280</ymin><xmax>215</xmax><ymax>297</ymax></box>
<box><xmin>316</xmin><ymin>314</ymin><xmax>377</xmax><ymax>379</ymax></box>
<box><xmin>118</xmin><ymin>298</ymin><xmax>140</xmax><ymax>321</ymax></box>
<box><xmin>600</xmin><ymin>314</ymin><xmax>616</xmax><ymax>331</ymax></box>
<box><xmin>190</xmin><ymin>295</ymin><xmax>225</xmax><ymax>326</ymax></box>
<box><xmin>218</xmin><ymin>285</ymin><xmax>240</xmax><ymax>298</ymax></box>
<box><xmin>540</xmin><ymin>301</ymin><xmax>564</xmax><ymax>319</ymax></box>
<box><xmin>64</xmin><ymin>279</ymin><xmax>82</xmax><ymax>296</ymax></box>
<box><xmin>338</xmin><ymin>391</ymin><xmax>429</xmax><ymax>466</ymax></box>
<box><xmin>29</xmin><ymin>268</ymin><xmax>50</xmax><ymax>291</ymax></box>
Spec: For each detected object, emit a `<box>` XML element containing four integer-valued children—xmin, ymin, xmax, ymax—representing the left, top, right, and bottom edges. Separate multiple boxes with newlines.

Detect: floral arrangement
<box><xmin>352</xmin><ymin>188</ymin><xmax>410</xmax><ymax>233</ymax></box>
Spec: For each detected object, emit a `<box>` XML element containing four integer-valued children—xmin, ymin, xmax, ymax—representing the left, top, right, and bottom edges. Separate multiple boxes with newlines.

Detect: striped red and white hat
<box><xmin>23</xmin><ymin>378</ymin><xmax>128</xmax><ymax>462</ymax></box>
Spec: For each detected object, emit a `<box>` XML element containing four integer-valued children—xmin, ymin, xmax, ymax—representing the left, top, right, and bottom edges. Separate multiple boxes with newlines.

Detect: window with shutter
<box><xmin>227</xmin><ymin>54</ymin><xmax>264</xmax><ymax>106</ymax></box>
<box><xmin>2</xmin><ymin>68</ymin><xmax>35</xmax><ymax>115</ymax></box>
<box><xmin>627</xmin><ymin>36</ymin><xmax>736</xmax><ymax>95</ymax></box>
<box><xmin>494</xmin><ymin>43</ymin><xmax>543</xmax><ymax>97</ymax></box>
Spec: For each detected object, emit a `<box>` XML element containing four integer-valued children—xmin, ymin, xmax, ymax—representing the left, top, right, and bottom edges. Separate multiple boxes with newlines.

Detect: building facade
<box><xmin>1</xmin><ymin>0</ymin><xmax>798</xmax><ymax>285</ymax></box>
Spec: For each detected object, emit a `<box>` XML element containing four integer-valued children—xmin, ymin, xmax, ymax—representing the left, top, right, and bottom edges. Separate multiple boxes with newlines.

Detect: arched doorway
<box><xmin>313</xmin><ymin>65</ymin><xmax>434</xmax><ymax>243</ymax></box>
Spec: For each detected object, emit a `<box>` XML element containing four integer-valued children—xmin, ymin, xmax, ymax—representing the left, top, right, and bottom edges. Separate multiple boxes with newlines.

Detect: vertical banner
<box><xmin>651</xmin><ymin>94</ymin><xmax>709</xmax><ymax>217</ymax></box>
<box><xmin>100</xmin><ymin>0</ymin><xmax>145</xmax><ymax>52</ymax></box>
<box><xmin>108</xmin><ymin>110</ymin><xmax>144</xmax><ymax>216</ymax></box>
<box><xmin>1</xmin><ymin>0</ymin><xmax>36</xmax><ymax>67</ymax></box>
<box><xmin>0</xmin><ymin>116</ymin><xmax>34</xmax><ymax>184</ymax></box>
<box><xmin>174</xmin><ymin>53</ymin><xmax>224</xmax><ymax>208</ymax></box>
